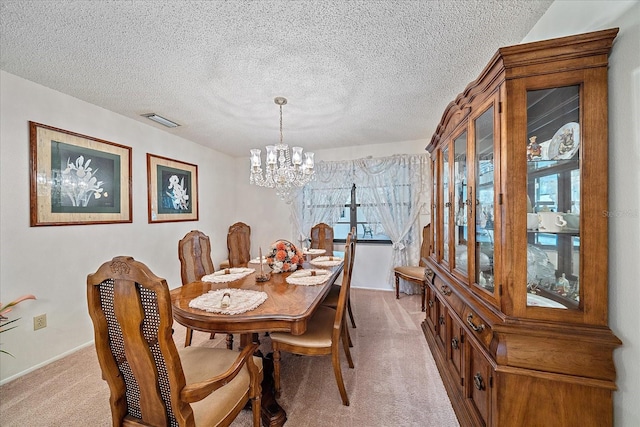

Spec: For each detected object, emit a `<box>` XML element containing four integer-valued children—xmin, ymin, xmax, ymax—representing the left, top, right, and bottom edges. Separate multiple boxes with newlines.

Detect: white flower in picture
<box><xmin>167</xmin><ymin>175</ymin><xmax>189</xmax><ymax>210</ymax></box>
<box><xmin>61</xmin><ymin>155</ymin><xmax>106</xmax><ymax>207</ymax></box>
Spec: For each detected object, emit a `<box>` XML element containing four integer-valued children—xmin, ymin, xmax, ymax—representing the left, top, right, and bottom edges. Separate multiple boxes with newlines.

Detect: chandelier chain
<box><xmin>279</xmin><ymin>104</ymin><xmax>283</xmax><ymax>146</ymax></box>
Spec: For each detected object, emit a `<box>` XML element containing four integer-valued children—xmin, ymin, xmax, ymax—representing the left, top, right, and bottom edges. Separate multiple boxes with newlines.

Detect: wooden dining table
<box><xmin>170</xmin><ymin>260</ymin><xmax>344</xmax><ymax>427</ymax></box>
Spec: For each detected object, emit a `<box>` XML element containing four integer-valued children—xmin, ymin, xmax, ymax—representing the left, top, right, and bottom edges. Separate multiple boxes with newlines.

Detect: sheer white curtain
<box><xmin>354</xmin><ymin>154</ymin><xmax>429</xmax><ymax>293</ymax></box>
<box><xmin>289</xmin><ymin>161</ymin><xmax>353</xmax><ymax>246</ymax></box>
<box><xmin>291</xmin><ymin>154</ymin><xmax>430</xmax><ymax>293</ymax></box>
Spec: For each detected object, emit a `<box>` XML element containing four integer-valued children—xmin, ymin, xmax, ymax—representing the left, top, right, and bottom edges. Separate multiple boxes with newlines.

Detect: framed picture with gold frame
<box><xmin>29</xmin><ymin>122</ymin><xmax>132</xmax><ymax>226</ymax></box>
<box><xmin>147</xmin><ymin>153</ymin><xmax>199</xmax><ymax>223</ymax></box>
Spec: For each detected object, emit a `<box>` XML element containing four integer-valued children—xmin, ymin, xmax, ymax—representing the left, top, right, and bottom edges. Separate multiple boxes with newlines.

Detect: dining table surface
<box><xmin>170</xmin><ymin>260</ymin><xmax>344</xmax><ymax>337</ymax></box>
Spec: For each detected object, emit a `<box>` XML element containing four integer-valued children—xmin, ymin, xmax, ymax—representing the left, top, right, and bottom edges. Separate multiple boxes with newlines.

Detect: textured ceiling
<box><xmin>1</xmin><ymin>0</ymin><xmax>553</xmax><ymax>158</ymax></box>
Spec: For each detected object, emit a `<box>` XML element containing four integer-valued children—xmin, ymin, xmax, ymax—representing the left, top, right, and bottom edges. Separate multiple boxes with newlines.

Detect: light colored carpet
<box><xmin>0</xmin><ymin>289</ymin><xmax>458</xmax><ymax>426</ymax></box>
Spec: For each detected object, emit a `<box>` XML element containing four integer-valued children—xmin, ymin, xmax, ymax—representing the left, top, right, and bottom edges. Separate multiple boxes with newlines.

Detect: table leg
<box><xmin>260</xmin><ymin>352</ymin><xmax>287</xmax><ymax>427</ymax></box>
<box><xmin>241</xmin><ymin>334</ymin><xmax>287</xmax><ymax>427</ymax></box>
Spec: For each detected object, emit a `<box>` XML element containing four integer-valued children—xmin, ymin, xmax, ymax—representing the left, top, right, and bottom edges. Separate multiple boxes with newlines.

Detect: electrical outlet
<box><xmin>34</xmin><ymin>314</ymin><xmax>47</xmax><ymax>330</ymax></box>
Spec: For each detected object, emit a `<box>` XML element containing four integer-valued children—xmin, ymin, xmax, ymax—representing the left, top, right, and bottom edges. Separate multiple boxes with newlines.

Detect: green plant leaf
<box><xmin>0</xmin><ymin>317</ymin><xmax>21</xmax><ymax>333</ymax></box>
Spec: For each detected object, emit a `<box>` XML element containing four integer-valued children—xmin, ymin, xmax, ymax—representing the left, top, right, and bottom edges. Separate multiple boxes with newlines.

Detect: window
<box><xmin>291</xmin><ymin>154</ymin><xmax>429</xmax><ymax>255</ymax></box>
<box><xmin>333</xmin><ymin>184</ymin><xmax>391</xmax><ymax>243</ymax></box>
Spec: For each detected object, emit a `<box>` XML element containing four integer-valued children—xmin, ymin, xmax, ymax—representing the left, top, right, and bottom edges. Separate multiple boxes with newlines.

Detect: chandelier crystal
<box><xmin>249</xmin><ymin>97</ymin><xmax>315</xmax><ymax>200</ymax></box>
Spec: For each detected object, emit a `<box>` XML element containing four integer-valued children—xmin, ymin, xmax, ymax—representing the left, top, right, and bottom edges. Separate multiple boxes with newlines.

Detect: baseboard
<box><xmin>351</xmin><ymin>285</ymin><xmax>394</xmax><ymax>291</ymax></box>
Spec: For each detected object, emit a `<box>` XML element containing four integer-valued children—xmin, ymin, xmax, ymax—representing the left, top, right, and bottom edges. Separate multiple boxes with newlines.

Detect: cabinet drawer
<box><xmin>434</xmin><ymin>276</ymin><xmax>465</xmax><ymax>316</ymax></box>
<box><xmin>463</xmin><ymin>307</ymin><xmax>493</xmax><ymax>350</ymax></box>
<box><xmin>467</xmin><ymin>340</ymin><xmax>493</xmax><ymax>426</ymax></box>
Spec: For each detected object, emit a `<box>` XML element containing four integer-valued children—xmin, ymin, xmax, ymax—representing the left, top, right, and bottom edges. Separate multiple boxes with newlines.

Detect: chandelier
<box><xmin>250</xmin><ymin>97</ymin><xmax>315</xmax><ymax>200</ymax></box>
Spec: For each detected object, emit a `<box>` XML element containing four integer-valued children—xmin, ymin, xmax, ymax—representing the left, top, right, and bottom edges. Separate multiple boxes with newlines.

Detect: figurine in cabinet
<box><xmin>556</xmin><ymin>273</ymin><xmax>569</xmax><ymax>294</ymax></box>
<box><xmin>527</xmin><ymin>135</ymin><xmax>542</xmax><ymax>160</ymax></box>
<box><xmin>558</xmin><ymin>127</ymin><xmax>575</xmax><ymax>156</ymax></box>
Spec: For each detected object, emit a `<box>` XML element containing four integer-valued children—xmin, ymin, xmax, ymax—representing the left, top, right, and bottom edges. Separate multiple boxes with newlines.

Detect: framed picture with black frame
<box><xmin>147</xmin><ymin>153</ymin><xmax>199</xmax><ymax>223</ymax></box>
<box><xmin>29</xmin><ymin>121</ymin><xmax>132</xmax><ymax>226</ymax></box>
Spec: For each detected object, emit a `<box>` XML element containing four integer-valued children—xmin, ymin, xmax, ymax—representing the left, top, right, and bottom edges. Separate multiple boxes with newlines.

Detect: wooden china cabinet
<box><xmin>423</xmin><ymin>29</ymin><xmax>621</xmax><ymax>426</ymax></box>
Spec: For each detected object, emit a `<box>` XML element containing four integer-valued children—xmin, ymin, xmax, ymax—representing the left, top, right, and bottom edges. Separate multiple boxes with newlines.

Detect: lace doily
<box><xmin>309</xmin><ymin>256</ymin><xmax>344</xmax><ymax>267</ymax></box>
<box><xmin>286</xmin><ymin>269</ymin><xmax>331</xmax><ymax>286</ymax></box>
<box><xmin>201</xmin><ymin>268</ymin><xmax>254</xmax><ymax>283</ymax></box>
<box><xmin>188</xmin><ymin>288</ymin><xmax>268</xmax><ymax>315</ymax></box>
<box><xmin>303</xmin><ymin>248</ymin><xmax>326</xmax><ymax>255</ymax></box>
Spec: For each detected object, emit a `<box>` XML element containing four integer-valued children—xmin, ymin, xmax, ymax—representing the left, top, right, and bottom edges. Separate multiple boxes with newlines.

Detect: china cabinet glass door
<box><xmin>442</xmin><ymin>146</ymin><xmax>450</xmax><ymax>267</ymax></box>
<box><xmin>431</xmin><ymin>155</ymin><xmax>438</xmax><ymax>260</ymax></box>
<box><xmin>474</xmin><ymin>106</ymin><xmax>495</xmax><ymax>294</ymax></box>
<box><xmin>452</xmin><ymin>132</ymin><xmax>468</xmax><ymax>278</ymax></box>
<box><xmin>525</xmin><ymin>85</ymin><xmax>580</xmax><ymax>309</ymax></box>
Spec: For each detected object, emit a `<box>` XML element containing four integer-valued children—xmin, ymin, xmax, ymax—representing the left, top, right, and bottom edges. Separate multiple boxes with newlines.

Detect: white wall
<box><xmin>524</xmin><ymin>1</ymin><xmax>640</xmax><ymax>425</ymax></box>
<box><xmin>0</xmin><ymin>71</ymin><xmax>239</xmax><ymax>382</ymax></box>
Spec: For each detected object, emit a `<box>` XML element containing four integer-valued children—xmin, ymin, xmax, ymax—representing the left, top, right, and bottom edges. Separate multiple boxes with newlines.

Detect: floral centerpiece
<box><xmin>266</xmin><ymin>240</ymin><xmax>303</xmax><ymax>273</ymax></box>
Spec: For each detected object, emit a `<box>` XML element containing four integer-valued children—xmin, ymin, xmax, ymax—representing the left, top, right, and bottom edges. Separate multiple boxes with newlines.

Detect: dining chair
<box><xmin>361</xmin><ymin>223</ymin><xmax>374</xmax><ymax>238</ymax></box>
<box><xmin>322</xmin><ymin>227</ymin><xmax>357</xmax><ymax>337</ymax></box>
<box><xmin>220</xmin><ymin>222</ymin><xmax>251</xmax><ymax>269</ymax></box>
<box><xmin>310</xmin><ymin>222</ymin><xmax>334</xmax><ymax>256</ymax></box>
<box><xmin>393</xmin><ymin>224</ymin><xmax>431</xmax><ymax>311</ymax></box>
<box><xmin>270</xmin><ymin>233</ymin><xmax>356</xmax><ymax>406</ymax></box>
<box><xmin>87</xmin><ymin>256</ymin><xmax>262</xmax><ymax>427</ymax></box>
<box><xmin>178</xmin><ymin>230</ymin><xmax>234</xmax><ymax>349</ymax></box>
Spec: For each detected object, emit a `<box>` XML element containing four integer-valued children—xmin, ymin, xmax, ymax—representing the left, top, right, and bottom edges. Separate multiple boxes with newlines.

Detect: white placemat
<box><xmin>188</xmin><ymin>288</ymin><xmax>268</xmax><ymax>315</ymax></box>
<box><xmin>248</xmin><ymin>257</ymin><xmax>268</xmax><ymax>264</ymax></box>
<box><xmin>303</xmin><ymin>248</ymin><xmax>326</xmax><ymax>255</ymax></box>
<box><xmin>201</xmin><ymin>267</ymin><xmax>254</xmax><ymax>283</ymax></box>
<box><xmin>309</xmin><ymin>256</ymin><xmax>344</xmax><ymax>267</ymax></box>
<box><xmin>286</xmin><ymin>269</ymin><xmax>331</xmax><ymax>286</ymax></box>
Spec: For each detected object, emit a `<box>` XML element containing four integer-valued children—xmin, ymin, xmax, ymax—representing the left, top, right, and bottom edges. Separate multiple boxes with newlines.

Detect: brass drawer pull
<box><xmin>466</xmin><ymin>313</ymin><xmax>485</xmax><ymax>333</ymax></box>
<box><xmin>440</xmin><ymin>285</ymin><xmax>452</xmax><ymax>296</ymax></box>
<box><xmin>439</xmin><ymin>315</ymin><xmax>445</xmax><ymax>325</ymax></box>
<box><xmin>473</xmin><ymin>373</ymin><xmax>485</xmax><ymax>390</ymax></box>
<box><xmin>428</xmin><ymin>299</ymin><xmax>434</xmax><ymax>308</ymax></box>
<box><xmin>451</xmin><ymin>337</ymin><xmax>459</xmax><ymax>350</ymax></box>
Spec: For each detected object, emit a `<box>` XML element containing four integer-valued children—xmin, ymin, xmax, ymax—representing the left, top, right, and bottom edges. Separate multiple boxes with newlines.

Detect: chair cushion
<box><xmin>394</xmin><ymin>265</ymin><xmax>426</xmax><ymax>281</ymax></box>
<box><xmin>270</xmin><ymin>306</ymin><xmax>337</xmax><ymax>348</ymax></box>
<box><xmin>179</xmin><ymin>346</ymin><xmax>263</xmax><ymax>426</ymax></box>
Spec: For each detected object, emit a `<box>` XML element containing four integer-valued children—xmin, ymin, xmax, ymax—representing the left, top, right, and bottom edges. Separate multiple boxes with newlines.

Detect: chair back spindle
<box><xmin>332</xmin><ymin>234</ymin><xmax>355</xmax><ymax>344</ymax></box>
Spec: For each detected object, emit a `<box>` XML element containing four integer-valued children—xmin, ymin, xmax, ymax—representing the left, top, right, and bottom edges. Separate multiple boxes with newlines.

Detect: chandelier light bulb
<box><xmin>266</xmin><ymin>145</ymin><xmax>277</xmax><ymax>165</ymax></box>
<box><xmin>292</xmin><ymin>147</ymin><xmax>303</xmax><ymax>165</ymax></box>
<box><xmin>250</xmin><ymin>149</ymin><xmax>261</xmax><ymax>167</ymax></box>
